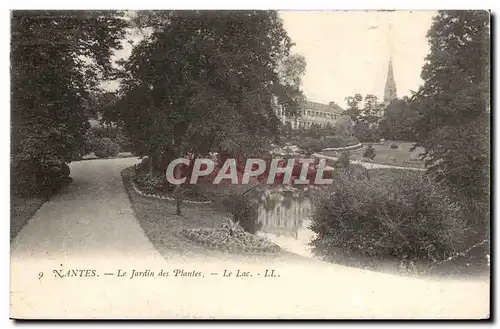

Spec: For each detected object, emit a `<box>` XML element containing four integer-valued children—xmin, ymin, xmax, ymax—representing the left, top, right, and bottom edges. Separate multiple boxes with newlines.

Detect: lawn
<box><xmin>10</xmin><ymin>196</ymin><xmax>46</xmax><ymax>241</ymax></box>
<box><xmin>323</xmin><ymin>141</ymin><xmax>426</xmax><ymax>169</ymax></box>
<box><xmin>11</xmin><ymin>175</ymin><xmax>74</xmax><ymax>241</ymax></box>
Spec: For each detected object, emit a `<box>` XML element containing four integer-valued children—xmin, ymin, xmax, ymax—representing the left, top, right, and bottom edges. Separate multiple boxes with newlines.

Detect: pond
<box><xmin>248</xmin><ymin>186</ymin><xmax>318</xmax><ymax>258</ymax></box>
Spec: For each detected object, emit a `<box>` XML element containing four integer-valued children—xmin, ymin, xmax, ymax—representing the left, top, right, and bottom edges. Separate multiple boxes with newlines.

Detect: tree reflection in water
<box><xmin>249</xmin><ymin>186</ymin><xmax>313</xmax><ymax>240</ymax></box>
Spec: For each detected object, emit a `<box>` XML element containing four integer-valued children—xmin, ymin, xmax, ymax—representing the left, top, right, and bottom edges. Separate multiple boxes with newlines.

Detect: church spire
<box><xmin>384</xmin><ymin>57</ymin><xmax>397</xmax><ymax>105</ymax></box>
<box><xmin>384</xmin><ymin>20</ymin><xmax>397</xmax><ymax>105</ymax></box>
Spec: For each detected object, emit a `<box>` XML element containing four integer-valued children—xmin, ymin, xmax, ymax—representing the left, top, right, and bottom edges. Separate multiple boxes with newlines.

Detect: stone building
<box><xmin>275</xmin><ymin>99</ymin><xmax>345</xmax><ymax>130</ymax></box>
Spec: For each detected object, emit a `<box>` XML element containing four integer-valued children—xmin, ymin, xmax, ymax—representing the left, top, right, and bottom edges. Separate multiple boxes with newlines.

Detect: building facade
<box><xmin>275</xmin><ymin>100</ymin><xmax>345</xmax><ymax>129</ymax></box>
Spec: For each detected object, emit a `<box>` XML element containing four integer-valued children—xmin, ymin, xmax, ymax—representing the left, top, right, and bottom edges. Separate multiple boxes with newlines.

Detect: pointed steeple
<box><xmin>383</xmin><ymin>19</ymin><xmax>397</xmax><ymax>105</ymax></box>
<box><xmin>384</xmin><ymin>57</ymin><xmax>397</xmax><ymax>105</ymax></box>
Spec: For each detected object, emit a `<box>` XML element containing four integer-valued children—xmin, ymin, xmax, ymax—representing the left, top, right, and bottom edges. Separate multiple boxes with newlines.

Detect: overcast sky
<box><xmin>280</xmin><ymin>10</ymin><xmax>437</xmax><ymax>107</ymax></box>
<box><xmin>108</xmin><ymin>10</ymin><xmax>438</xmax><ymax>109</ymax></box>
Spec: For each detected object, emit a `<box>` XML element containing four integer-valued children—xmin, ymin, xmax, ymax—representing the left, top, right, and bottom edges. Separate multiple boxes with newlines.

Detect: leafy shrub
<box><xmin>179</xmin><ymin>225</ymin><xmax>280</xmax><ymax>253</ymax></box>
<box><xmin>363</xmin><ymin>145</ymin><xmax>376</xmax><ymax>160</ymax></box>
<box><xmin>354</xmin><ymin>123</ymin><xmax>381</xmax><ymax>142</ymax></box>
<box><xmin>84</xmin><ymin>125</ymin><xmax>133</xmax><ymax>153</ymax></box>
<box><xmin>93</xmin><ymin>138</ymin><xmax>120</xmax><ymax>158</ymax></box>
<box><xmin>220</xmin><ymin>192</ymin><xmax>262</xmax><ymax>234</ymax></box>
<box><xmin>297</xmin><ymin>137</ymin><xmax>323</xmax><ymax>155</ymax></box>
<box><xmin>11</xmin><ymin>157</ymin><xmax>71</xmax><ymax>197</ymax></box>
<box><xmin>134</xmin><ymin>173</ymin><xmax>165</xmax><ymax>193</ymax></box>
<box><xmin>309</xmin><ymin>170</ymin><xmax>470</xmax><ymax>265</ymax></box>
<box><xmin>334</xmin><ymin>151</ymin><xmax>350</xmax><ymax>170</ymax></box>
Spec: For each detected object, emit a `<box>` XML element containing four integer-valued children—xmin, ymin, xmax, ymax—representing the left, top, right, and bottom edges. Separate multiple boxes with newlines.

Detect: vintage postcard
<box><xmin>10</xmin><ymin>9</ymin><xmax>490</xmax><ymax>319</ymax></box>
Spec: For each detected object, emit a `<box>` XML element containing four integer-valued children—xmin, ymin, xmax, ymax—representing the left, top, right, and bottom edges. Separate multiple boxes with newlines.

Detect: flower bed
<box><xmin>132</xmin><ymin>173</ymin><xmax>212</xmax><ymax>204</ymax></box>
<box><xmin>131</xmin><ymin>180</ymin><xmax>212</xmax><ymax>204</ymax></box>
<box><xmin>178</xmin><ymin>224</ymin><xmax>281</xmax><ymax>254</ymax></box>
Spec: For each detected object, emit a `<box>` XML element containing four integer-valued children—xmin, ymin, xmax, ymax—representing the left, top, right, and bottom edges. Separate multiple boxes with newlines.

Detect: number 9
<box><xmin>38</xmin><ymin>272</ymin><xmax>43</xmax><ymax>280</ymax></box>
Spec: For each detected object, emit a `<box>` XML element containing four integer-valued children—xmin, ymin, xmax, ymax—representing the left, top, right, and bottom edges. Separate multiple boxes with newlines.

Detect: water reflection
<box><xmin>249</xmin><ymin>186</ymin><xmax>316</xmax><ymax>258</ymax></box>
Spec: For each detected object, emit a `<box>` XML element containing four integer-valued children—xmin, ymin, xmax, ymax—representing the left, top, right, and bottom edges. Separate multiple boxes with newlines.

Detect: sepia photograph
<box><xmin>9</xmin><ymin>8</ymin><xmax>491</xmax><ymax>319</ymax></box>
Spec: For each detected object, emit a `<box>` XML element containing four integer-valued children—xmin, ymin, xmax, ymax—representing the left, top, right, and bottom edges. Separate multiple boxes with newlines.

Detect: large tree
<box><xmin>343</xmin><ymin>93</ymin><xmax>383</xmax><ymax>142</ymax></box>
<box><xmin>11</xmin><ymin>10</ymin><xmax>128</xmax><ymax>194</ymax></box>
<box><xmin>411</xmin><ymin>10</ymin><xmax>490</xmax><ymax>227</ymax></box>
<box><xmin>379</xmin><ymin>96</ymin><xmax>420</xmax><ymax>141</ymax></box>
<box><xmin>114</xmin><ymin>10</ymin><xmax>304</xmax><ymax>175</ymax></box>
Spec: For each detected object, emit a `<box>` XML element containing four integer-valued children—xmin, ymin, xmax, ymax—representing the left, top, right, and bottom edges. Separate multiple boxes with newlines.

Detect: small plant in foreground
<box><xmin>363</xmin><ymin>145</ymin><xmax>376</xmax><ymax>160</ymax></box>
<box><xmin>221</xmin><ymin>192</ymin><xmax>262</xmax><ymax>234</ymax></box>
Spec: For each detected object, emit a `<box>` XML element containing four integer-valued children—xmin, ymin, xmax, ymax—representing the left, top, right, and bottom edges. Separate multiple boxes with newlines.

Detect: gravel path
<box><xmin>10</xmin><ymin>157</ymin><xmax>489</xmax><ymax>319</ymax></box>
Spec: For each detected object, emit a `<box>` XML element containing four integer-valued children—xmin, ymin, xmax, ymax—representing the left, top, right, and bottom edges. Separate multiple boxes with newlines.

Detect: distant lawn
<box><xmin>366</xmin><ymin>167</ymin><xmax>422</xmax><ymax>180</ymax></box>
<box><xmin>324</xmin><ymin>141</ymin><xmax>426</xmax><ymax>169</ymax></box>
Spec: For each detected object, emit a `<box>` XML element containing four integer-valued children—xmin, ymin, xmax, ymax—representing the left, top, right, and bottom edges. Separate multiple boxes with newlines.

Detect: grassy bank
<box><xmin>10</xmin><ymin>196</ymin><xmax>45</xmax><ymax>241</ymax></box>
<box><xmin>121</xmin><ymin>166</ymin><xmax>308</xmax><ymax>262</ymax></box>
<box><xmin>323</xmin><ymin>141</ymin><xmax>425</xmax><ymax>169</ymax></box>
<box><xmin>10</xmin><ymin>178</ymin><xmax>73</xmax><ymax>241</ymax></box>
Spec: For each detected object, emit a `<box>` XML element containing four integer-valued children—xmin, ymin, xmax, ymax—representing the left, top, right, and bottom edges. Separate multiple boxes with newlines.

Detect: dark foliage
<box><xmin>363</xmin><ymin>145</ymin><xmax>376</xmax><ymax>160</ymax></box>
<box><xmin>379</xmin><ymin>97</ymin><xmax>420</xmax><ymax>141</ymax></box>
<box><xmin>11</xmin><ymin>10</ymin><xmax>127</xmax><ymax>196</ymax></box>
<box><xmin>221</xmin><ymin>191</ymin><xmax>262</xmax><ymax>234</ymax></box>
<box><xmin>310</xmin><ymin>171</ymin><xmax>473</xmax><ymax>265</ymax></box>
<box><xmin>411</xmin><ymin>10</ymin><xmax>490</xmax><ymax>233</ymax></box>
<box><xmin>92</xmin><ymin>138</ymin><xmax>120</xmax><ymax>158</ymax></box>
<box><xmin>112</xmin><ymin>11</ymin><xmax>303</xmax><ymax>176</ymax></box>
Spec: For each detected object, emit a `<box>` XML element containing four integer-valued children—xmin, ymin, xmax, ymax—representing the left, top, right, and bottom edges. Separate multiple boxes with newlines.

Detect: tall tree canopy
<box><xmin>344</xmin><ymin>93</ymin><xmax>384</xmax><ymax>125</ymax></box>
<box><xmin>411</xmin><ymin>10</ymin><xmax>490</xmax><ymax>214</ymax></box>
<box><xmin>379</xmin><ymin>97</ymin><xmax>420</xmax><ymax>141</ymax></box>
<box><xmin>113</xmin><ymin>10</ymin><xmax>304</xmax><ymax>173</ymax></box>
<box><xmin>11</xmin><ymin>10</ymin><xmax>128</xmax><ymax>164</ymax></box>
<box><xmin>343</xmin><ymin>93</ymin><xmax>384</xmax><ymax>142</ymax></box>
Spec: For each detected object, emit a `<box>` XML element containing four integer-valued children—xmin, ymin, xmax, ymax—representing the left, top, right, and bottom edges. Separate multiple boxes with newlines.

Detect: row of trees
<box><xmin>103</xmin><ymin>11</ymin><xmax>306</xmax><ymax>177</ymax></box>
<box><xmin>11</xmin><ymin>10</ymin><xmax>128</xmax><ymax>196</ymax></box>
<box><xmin>342</xmin><ymin>93</ymin><xmax>420</xmax><ymax>142</ymax></box>
<box><xmin>310</xmin><ymin>10</ymin><xmax>490</xmax><ymax>268</ymax></box>
<box><xmin>11</xmin><ymin>10</ymin><xmax>309</xmax><ymax>196</ymax></box>
<box><xmin>12</xmin><ymin>10</ymin><xmax>490</xmax><ymax>237</ymax></box>
<box><xmin>411</xmin><ymin>10</ymin><xmax>490</xmax><ymax>231</ymax></box>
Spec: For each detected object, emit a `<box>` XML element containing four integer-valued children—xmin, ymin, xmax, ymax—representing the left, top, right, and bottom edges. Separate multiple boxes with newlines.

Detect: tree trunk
<box><xmin>148</xmin><ymin>157</ymin><xmax>153</xmax><ymax>175</ymax></box>
<box><xmin>174</xmin><ymin>185</ymin><xmax>183</xmax><ymax>216</ymax></box>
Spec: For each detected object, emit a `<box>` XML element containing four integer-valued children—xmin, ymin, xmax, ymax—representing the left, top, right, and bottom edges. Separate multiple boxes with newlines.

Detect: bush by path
<box><xmin>309</xmin><ymin>169</ymin><xmax>489</xmax><ymax>276</ymax></box>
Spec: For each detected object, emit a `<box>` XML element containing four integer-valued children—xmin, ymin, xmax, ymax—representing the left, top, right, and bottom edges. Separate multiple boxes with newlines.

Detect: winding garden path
<box><xmin>10</xmin><ymin>157</ymin><xmax>489</xmax><ymax>319</ymax></box>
